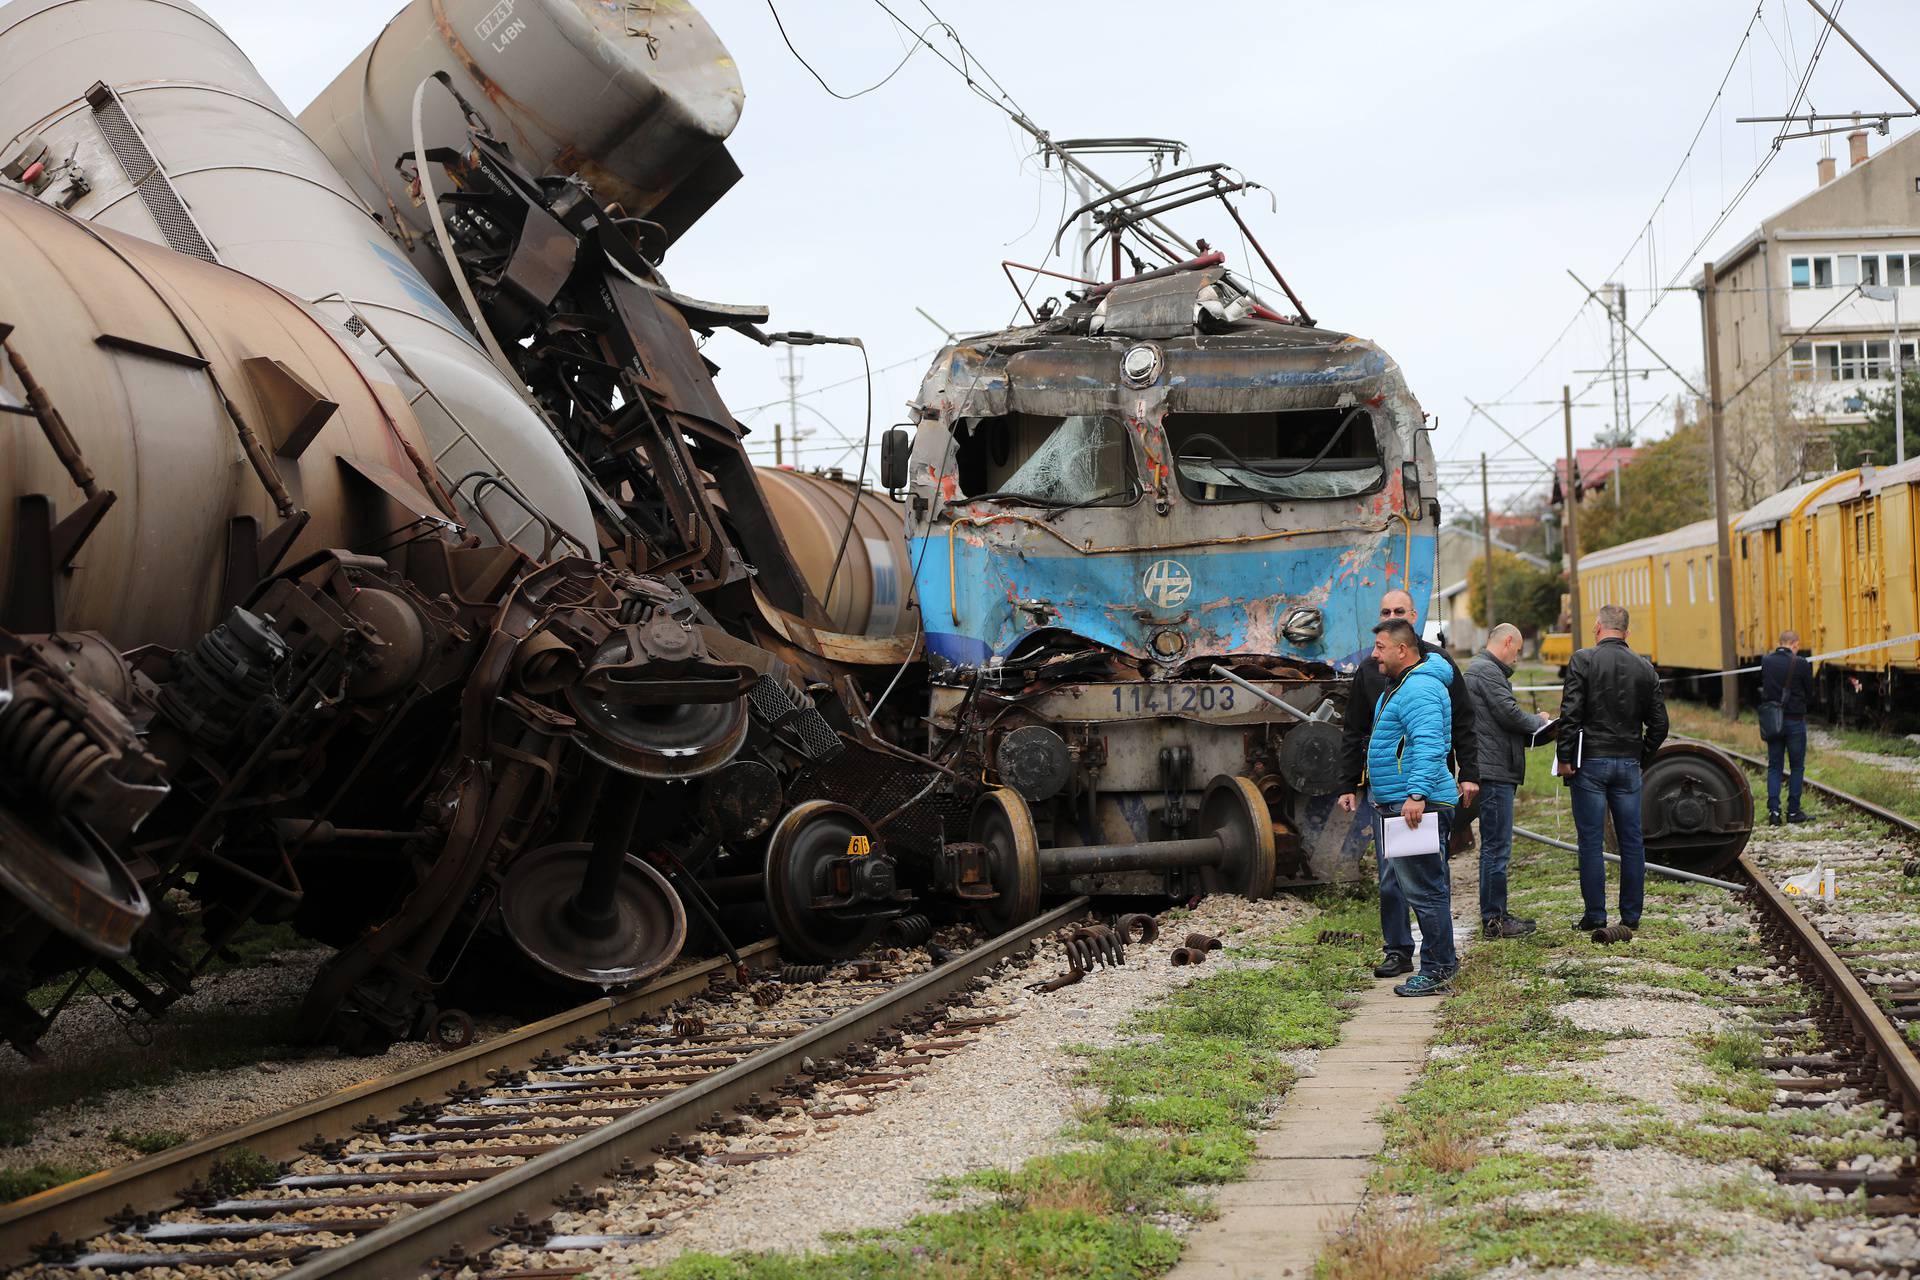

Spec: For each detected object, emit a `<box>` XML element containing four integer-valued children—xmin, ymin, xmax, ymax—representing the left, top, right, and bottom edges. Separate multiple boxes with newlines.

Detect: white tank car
<box><xmin>0</xmin><ymin>0</ymin><xmax>595</xmax><ymax>553</ymax></box>
<box><xmin>298</xmin><ymin>0</ymin><xmax>744</xmax><ymax>285</ymax></box>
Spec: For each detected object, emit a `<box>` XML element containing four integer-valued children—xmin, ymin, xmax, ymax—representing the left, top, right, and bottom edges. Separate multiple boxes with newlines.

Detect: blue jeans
<box><xmin>1768</xmin><ymin>719</ymin><xmax>1807</xmax><ymax>816</ymax></box>
<box><xmin>1374</xmin><ymin>804</ymin><xmax>1456</xmax><ymax>977</ymax></box>
<box><xmin>1374</xmin><ymin>829</ymin><xmax>1415</xmax><ymax>958</ymax></box>
<box><xmin>1570</xmin><ymin>757</ymin><xmax>1646</xmax><ymax>926</ymax></box>
<box><xmin>1477</xmin><ymin>783</ymin><xmax>1515</xmax><ymax>924</ymax></box>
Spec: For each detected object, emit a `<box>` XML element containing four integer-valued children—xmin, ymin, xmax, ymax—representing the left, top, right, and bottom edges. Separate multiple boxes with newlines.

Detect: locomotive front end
<box><xmin>903</xmin><ymin>260</ymin><xmax>1437</xmax><ymax>900</ymax></box>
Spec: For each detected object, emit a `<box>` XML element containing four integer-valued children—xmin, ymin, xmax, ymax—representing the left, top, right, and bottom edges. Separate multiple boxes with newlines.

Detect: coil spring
<box><xmin>750</xmin><ymin>982</ymin><xmax>783</xmax><ymax>1007</ymax></box>
<box><xmin>1061</xmin><ymin>923</ymin><xmax>1126</xmax><ymax>973</ymax></box>
<box><xmin>0</xmin><ymin>696</ymin><xmax>107</xmax><ymax>810</ymax></box>
<box><xmin>671</xmin><ymin>1013</ymin><xmax>706</xmax><ymax>1038</ymax></box>
<box><xmin>779</xmin><ymin>964</ymin><xmax>829</xmax><ymax>983</ymax></box>
<box><xmin>886</xmin><ymin>913</ymin><xmax>933</xmax><ymax>947</ymax></box>
<box><xmin>1115</xmin><ymin>912</ymin><xmax>1159</xmax><ymax>945</ymax></box>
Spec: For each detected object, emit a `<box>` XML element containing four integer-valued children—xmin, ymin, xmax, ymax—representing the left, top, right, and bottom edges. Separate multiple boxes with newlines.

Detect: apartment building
<box><xmin>1698</xmin><ymin>127</ymin><xmax>1920</xmax><ymax>497</ymax></box>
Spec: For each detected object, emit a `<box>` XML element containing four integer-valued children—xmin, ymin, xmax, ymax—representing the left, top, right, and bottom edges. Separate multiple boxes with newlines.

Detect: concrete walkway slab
<box><xmin>1164</xmin><ymin>885</ymin><xmax>1475</xmax><ymax>1279</ymax></box>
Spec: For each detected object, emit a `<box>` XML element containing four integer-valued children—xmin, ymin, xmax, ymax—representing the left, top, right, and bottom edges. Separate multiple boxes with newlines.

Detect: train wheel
<box><xmin>565</xmin><ymin>635</ymin><xmax>748</xmax><ymax>780</ymax></box>
<box><xmin>1197</xmin><ymin>776</ymin><xmax>1277</xmax><ymax>900</ymax></box>
<box><xmin>967</xmin><ymin>788</ymin><xmax>1041</xmax><ymax>936</ymax></box>
<box><xmin>498</xmin><ymin>843</ymin><xmax>688</xmax><ymax>986</ymax></box>
<box><xmin>0</xmin><ymin>806</ymin><xmax>149</xmax><ymax>958</ymax></box>
<box><xmin>763</xmin><ymin>802</ymin><xmax>887</xmax><ymax>961</ymax></box>
<box><xmin>1640</xmin><ymin>742</ymin><xmax>1754</xmax><ymax>876</ymax></box>
<box><xmin>429</xmin><ymin>1007</ymin><xmax>475</xmax><ymax>1050</ymax></box>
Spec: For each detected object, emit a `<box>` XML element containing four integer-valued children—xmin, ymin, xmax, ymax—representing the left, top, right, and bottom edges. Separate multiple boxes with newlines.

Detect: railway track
<box><xmin>4</xmin><ymin>899</ymin><xmax>1089</xmax><ymax>1279</ymax></box>
<box><xmin>1690</xmin><ymin>738</ymin><xmax>1920</xmax><ymax>1235</ymax></box>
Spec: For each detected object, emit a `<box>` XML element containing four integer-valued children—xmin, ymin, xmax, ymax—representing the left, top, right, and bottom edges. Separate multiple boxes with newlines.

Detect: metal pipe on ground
<box><xmin>1511</xmin><ymin>824</ymin><xmax>1745</xmax><ymax>892</ymax></box>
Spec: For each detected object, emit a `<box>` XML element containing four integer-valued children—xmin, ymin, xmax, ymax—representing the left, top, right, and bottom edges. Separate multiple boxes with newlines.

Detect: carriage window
<box><xmin>953</xmin><ymin>413</ymin><xmax>1136</xmax><ymax>506</ymax></box>
<box><xmin>1163</xmin><ymin>407</ymin><xmax>1384</xmax><ymax>502</ymax></box>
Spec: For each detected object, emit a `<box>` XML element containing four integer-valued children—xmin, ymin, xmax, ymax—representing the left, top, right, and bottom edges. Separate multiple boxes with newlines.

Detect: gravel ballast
<box><xmin>576</xmin><ymin>893</ymin><xmax>1313</xmax><ymax>1273</ymax></box>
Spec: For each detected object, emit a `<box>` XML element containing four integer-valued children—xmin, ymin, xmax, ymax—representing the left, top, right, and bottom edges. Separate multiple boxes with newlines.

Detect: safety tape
<box><xmin>1510</xmin><ymin>631</ymin><xmax>1920</xmax><ymax>693</ymax></box>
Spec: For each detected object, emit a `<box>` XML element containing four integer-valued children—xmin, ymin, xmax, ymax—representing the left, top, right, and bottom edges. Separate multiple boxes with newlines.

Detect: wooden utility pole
<box><xmin>1480</xmin><ymin>453</ymin><xmax>1495</xmax><ymax>637</ymax></box>
<box><xmin>1700</xmin><ymin>261</ymin><xmax>1741</xmax><ymax>720</ymax></box>
<box><xmin>1562</xmin><ymin>384</ymin><xmax>1582</xmax><ymax>645</ymax></box>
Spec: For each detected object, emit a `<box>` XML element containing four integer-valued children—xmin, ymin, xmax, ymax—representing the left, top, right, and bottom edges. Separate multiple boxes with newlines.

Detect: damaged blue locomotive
<box><xmin>880</xmin><ymin>235</ymin><xmax>1438</xmax><ymax>911</ymax></box>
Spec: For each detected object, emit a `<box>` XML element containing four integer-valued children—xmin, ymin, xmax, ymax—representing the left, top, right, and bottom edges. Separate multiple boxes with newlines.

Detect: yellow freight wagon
<box><xmin>1643</xmin><ymin>519</ymin><xmax>1724</xmax><ymax>673</ymax></box>
<box><xmin>1575</xmin><ymin>527</ymin><xmax>1669</xmax><ymax>662</ymax></box>
<box><xmin>1733</xmin><ymin>472</ymin><xmax>1855</xmax><ymax>662</ymax></box>
<box><xmin>1802</xmin><ymin>472</ymin><xmax>1865</xmax><ymax>666</ymax></box>
<box><xmin>1829</xmin><ymin>458</ymin><xmax>1920</xmax><ymax>715</ymax></box>
<box><xmin>1524</xmin><ymin>465</ymin><xmax>1915</xmax><ymax>725</ymax></box>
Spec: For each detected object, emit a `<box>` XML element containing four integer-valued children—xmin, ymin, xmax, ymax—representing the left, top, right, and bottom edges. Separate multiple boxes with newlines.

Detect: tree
<box><xmin>1467</xmin><ymin>551</ymin><xmax>1561</xmax><ymax>638</ymax></box>
<box><xmin>1576</xmin><ymin>421</ymin><xmax>1712</xmax><ymax>553</ymax></box>
<box><xmin>1833</xmin><ymin>367</ymin><xmax>1919</xmax><ymax>468</ymax></box>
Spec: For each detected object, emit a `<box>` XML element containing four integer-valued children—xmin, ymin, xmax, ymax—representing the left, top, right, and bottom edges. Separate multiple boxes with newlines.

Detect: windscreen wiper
<box><xmin>1041</xmin><ymin>481</ymin><xmax>1140</xmax><ymax>521</ymax></box>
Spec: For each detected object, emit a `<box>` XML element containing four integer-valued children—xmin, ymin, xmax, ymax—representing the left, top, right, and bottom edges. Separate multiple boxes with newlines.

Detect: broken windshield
<box><xmin>955</xmin><ymin>413</ymin><xmax>1137</xmax><ymax>506</ymax></box>
<box><xmin>1165</xmin><ymin>407</ymin><xmax>1384</xmax><ymax>502</ymax></box>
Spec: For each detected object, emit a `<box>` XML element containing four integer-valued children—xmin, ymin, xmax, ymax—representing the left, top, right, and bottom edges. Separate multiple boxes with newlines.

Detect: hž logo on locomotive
<box><xmin>1141</xmin><ymin>559</ymin><xmax>1193</xmax><ymax>610</ymax></box>
<box><xmin>475</xmin><ymin>0</ymin><xmax>527</xmax><ymax>51</ymax></box>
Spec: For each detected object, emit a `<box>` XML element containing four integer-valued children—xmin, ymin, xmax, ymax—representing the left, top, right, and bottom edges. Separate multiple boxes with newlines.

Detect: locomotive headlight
<box><xmin>1151</xmin><ymin>628</ymin><xmax>1187</xmax><ymax>658</ymax></box>
<box><xmin>1279</xmin><ymin>606</ymin><xmax>1324</xmax><ymax>644</ymax></box>
<box><xmin>1122</xmin><ymin>343</ymin><xmax>1161</xmax><ymax>386</ymax></box>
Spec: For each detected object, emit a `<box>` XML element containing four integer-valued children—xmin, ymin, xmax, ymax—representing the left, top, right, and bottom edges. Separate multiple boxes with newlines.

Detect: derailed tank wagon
<box><xmin>0</xmin><ymin>0</ymin><xmax>972</xmax><ymax>1056</ymax></box>
<box><xmin>889</xmin><ymin>244</ymin><xmax>1439</xmax><ymax>906</ymax></box>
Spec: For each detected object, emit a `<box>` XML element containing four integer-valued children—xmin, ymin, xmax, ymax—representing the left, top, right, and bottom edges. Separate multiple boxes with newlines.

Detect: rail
<box><xmin>1739</xmin><ymin>851</ymin><xmax>1920</xmax><ymax>1136</ymax></box>
<box><xmin>282</xmin><ymin>897</ymin><xmax>1090</xmax><ymax>1278</ymax></box>
<box><xmin>0</xmin><ymin>942</ymin><xmax>778</xmax><ymax>1261</ymax></box>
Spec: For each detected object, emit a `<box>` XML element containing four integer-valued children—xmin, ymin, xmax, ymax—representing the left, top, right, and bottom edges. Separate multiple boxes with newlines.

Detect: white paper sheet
<box><xmin>1381</xmin><ymin>813</ymin><xmax>1442</xmax><ymax>859</ymax></box>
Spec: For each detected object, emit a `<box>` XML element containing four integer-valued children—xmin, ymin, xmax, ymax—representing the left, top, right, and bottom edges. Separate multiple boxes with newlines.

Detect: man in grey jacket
<box><xmin>1465</xmin><ymin>623</ymin><xmax>1548</xmax><ymax>938</ymax></box>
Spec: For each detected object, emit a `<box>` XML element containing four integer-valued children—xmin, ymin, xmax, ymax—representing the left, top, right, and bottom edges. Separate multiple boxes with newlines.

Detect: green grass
<box><xmin>0</xmin><ymin>1161</ymin><xmax>98</xmax><ymax>1204</ymax></box>
<box><xmin>1384</xmin><ymin>1150</ymin><xmax>1589</xmax><ymax>1208</ymax></box>
<box><xmin>108</xmin><ymin>1127</ymin><xmax>187</xmax><ymax>1155</ymax></box>
<box><xmin>1444</xmin><ymin>1206</ymin><xmax>1723</xmax><ymax>1269</ymax></box>
<box><xmin>1567</xmin><ymin>1115</ymin><xmax>1907</xmax><ymax>1166</ymax></box>
<box><xmin>637</xmin><ymin>897</ymin><xmax>1380</xmax><ymax>1279</ymax></box>
<box><xmin>1685</xmin><ymin>1177</ymin><xmax>1872</xmax><ymax>1223</ymax></box>
<box><xmin>206</xmin><ymin>1146</ymin><xmax>281</xmax><ymax>1197</ymax></box>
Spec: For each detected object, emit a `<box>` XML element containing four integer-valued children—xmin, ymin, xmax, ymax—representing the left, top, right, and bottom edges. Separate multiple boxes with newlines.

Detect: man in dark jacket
<box><xmin>1338</xmin><ymin>588</ymin><xmax>1479</xmax><ymax>978</ymax></box>
<box><xmin>1465</xmin><ymin>623</ymin><xmax>1547</xmax><ymax>938</ymax></box>
<box><xmin>1760</xmin><ymin>630</ymin><xmax>1815</xmax><ymax>826</ymax></box>
<box><xmin>1557</xmin><ymin>604</ymin><xmax>1668</xmax><ymax>936</ymax></box>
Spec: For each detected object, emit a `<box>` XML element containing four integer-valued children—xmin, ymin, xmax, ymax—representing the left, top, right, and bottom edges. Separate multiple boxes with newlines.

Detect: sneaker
<box><xmin>1574</xmin><ymin>916</ymin><xmax>1606</xmax><ymax>932</ymax></box>
<box><xmin>1372</xmin><ymin>952</ymin><xmax>1414</xmax><ymax>978</ymax></box>
<box><xmin>1768</xmin><ymin>811</ymin><xmax>1782</xmax><ymax>827</ymax></box>
<box><xmin>1787</xmin><ymin>811</ymin><xmax>1811</xmax><ymax>824</ymax></box>
<box><xmin>1484</xmin><ymin>915</ymin><xmax>1537</xmax><ymax>939</ymax></box>
<box><xmin>1394</xmin><ymin>971</ymin><xmax>1452</xmax><ymax>997</ymax></box>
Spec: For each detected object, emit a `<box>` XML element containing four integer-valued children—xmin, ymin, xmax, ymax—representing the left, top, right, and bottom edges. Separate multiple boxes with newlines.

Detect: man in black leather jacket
<box><xmin>1338</xmin><ymin>588</ymin><xmax>1480</xmax><ymax>978</ymax></box>
<box><xmin>1556</xmin><ymin>604</ymin><xmax>1667</xmax><ymax>936</ymax></box>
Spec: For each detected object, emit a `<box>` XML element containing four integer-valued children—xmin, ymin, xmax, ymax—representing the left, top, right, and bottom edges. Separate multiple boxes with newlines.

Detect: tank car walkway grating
<box><xmin>85</xmin><ymin>83</ymin><xmax>218</xmax><ymax>264</ymax></box>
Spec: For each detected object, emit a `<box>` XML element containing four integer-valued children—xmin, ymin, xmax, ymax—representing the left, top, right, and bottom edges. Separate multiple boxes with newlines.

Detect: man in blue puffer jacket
<box><xmin>1364</xmin><ymin>618</ymin><xmax>1460</xmax><ymax>996</ymax></box>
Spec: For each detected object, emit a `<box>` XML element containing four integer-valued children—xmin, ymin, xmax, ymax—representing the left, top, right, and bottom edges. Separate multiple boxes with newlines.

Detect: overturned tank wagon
<box><xmin>887</xmin><ymin>250</ymin><xmax>1439</xmax><ymax>904</ymax></box>
<box><xmin>0</xmin><ymin>0</ymin><xmax>975</xmax><ymax>1055</ymax></box>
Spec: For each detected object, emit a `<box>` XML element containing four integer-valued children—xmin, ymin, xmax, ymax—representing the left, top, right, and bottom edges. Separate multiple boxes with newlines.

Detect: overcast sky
<box><xmin>202</xmin><ymin>0</ymin><xmax>1916</xmax><ymax>521</ymax></box>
